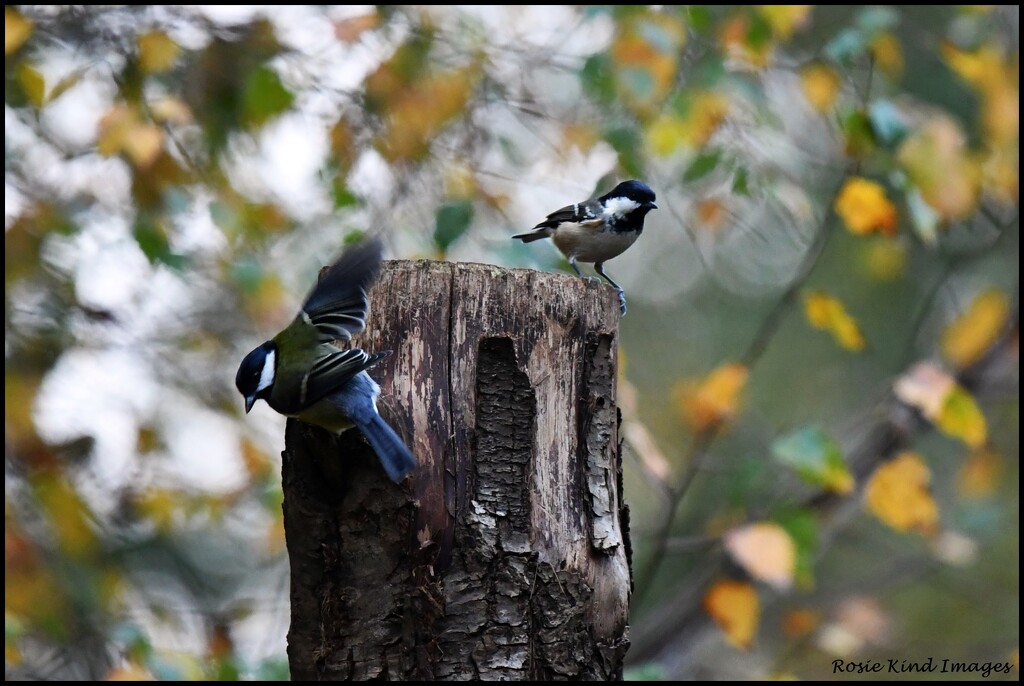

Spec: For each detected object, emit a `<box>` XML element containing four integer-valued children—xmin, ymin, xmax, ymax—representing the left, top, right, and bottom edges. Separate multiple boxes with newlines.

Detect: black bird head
<box><xmin>599</xmin><ymin>179</ymin><xmax>658</xmax><ymax>231</ymax></box>
<box><xmin>236</xmin><ymin>340</ymin><xmax>276</xmax><ymax>413</ymax></box>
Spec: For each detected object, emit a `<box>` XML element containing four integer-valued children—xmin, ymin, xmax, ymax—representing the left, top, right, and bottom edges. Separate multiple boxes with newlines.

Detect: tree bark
<box><xmin>281</xmin><ymin>260</ymin><xmax>632</xmax><ymax>680</ymax></box>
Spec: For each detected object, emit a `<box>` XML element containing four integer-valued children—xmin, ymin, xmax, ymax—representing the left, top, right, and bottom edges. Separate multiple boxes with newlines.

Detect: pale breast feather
<box><xmin>552</xmin><ymin>222</ymin><xmax>640</xmax><ymax>262</ymax></box>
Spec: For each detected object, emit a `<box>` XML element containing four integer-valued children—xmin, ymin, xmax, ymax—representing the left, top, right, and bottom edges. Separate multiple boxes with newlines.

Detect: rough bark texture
<box><xmin>282</xmin><ymin>260</ymin><xmax>632</xmax><ymax>680</ymax></box>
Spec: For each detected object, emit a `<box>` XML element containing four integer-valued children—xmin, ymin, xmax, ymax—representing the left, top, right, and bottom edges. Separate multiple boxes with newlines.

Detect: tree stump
<box><xmin>281</xmin><ymin>260</ymin><xmax>632</xmax><ymax>680</ymax></box>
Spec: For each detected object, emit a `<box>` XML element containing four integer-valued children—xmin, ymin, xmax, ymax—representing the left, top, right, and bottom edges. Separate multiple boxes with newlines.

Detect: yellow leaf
<box><xmin>870</xmin><ymin>33</ymin><xmax>904</xmax><ymax>78</ymax></box>
<box><xmin>803</xmin><ymin>291</ymin><xmax>867</xmax><ymax>352</ymax></box>
<box><xmin>704</xmin><ymin>580</ymin><xmax>760</xmax><ymax>649</ymax></box>
<box><xmin>756</xmin><ymin>5</ymin><xmax>812</xmax><ymax>39</ymax></box>
<box><xmin>5</xmin><ymin>7</ymin><xmax>33</xmax><ymax>55</ymax></box>
<box><xmin>646</xmin><ymin>114</ymin><xmax>688</xmax><ymax>157</ymax></box>
<box><xmin>724</xmin><ymin>522</ymin><xmax>796</xmax><ymax>590</ymax></box>
<box><xmin>137</xmin><ymin>30</ymin><xmax>180</xmax><ymax>74</ymax></box>
<box><xmin>941</xmin><ymin>290</ymin><xmax>1010</xmax><ymax>368</ymax></box>
<box><xmin>897</xmin><ymin>116</ymin><xmax>981</xmax><ymax>221</ymax></box>
<box><xmin>150</xmin><ymin>97</ymin><xmax>193</xmax><ymax>125</ymax></box>
<box><xmin>97</xmin><ymin>105</ymin><xmax>164</xmax><ymax>168</ymax></box>
<box><xmin>834</xmin><ymin>178</ymin><xmax>898</xmax><ymax>236</ymax></box>
<box><xmin>957</xmin><ymin>447</ymin><xmax>1002</xmax><ymax>499</ymax></box>
<box><xmin>139</xmin><ymin>488</ymin><xmax>179</xmax><ymax>532</ymax></box>
<box><xmin>865</xmin><ymin>452</ymin><xmax>939</xmax><ymax>535</ymax></box>
<box><xmin>936</xmin><ymin>386</ymin><xmax>987</xmax><ymax>449</ymax></box>
<box><xmin>674</xmin><ymin>362</ymin><xmax>749</xmax><ymax>431</ymax></box>
<box><xmin>17</xmin><ymin>63</ymin><xmax>45</xmax><ymax>108</ymax></box>
<box><xmin>444</xmin><ymin>163</ymin><xmax>476</xmax><ymax>199</ymax></box>
<box><xmin>800</xmin><ymin>63</ymin><xmax>841</xmax><ymax>113</ymax></box>
<box><xmin>33</xmin><ymin>473</ymin><xmax>99</xmax><ymax>558</ymax></box>
<box><xmin>682</xmin><ymin>92</ymin><xmax>731</xmax><ymax>147</ymax></box>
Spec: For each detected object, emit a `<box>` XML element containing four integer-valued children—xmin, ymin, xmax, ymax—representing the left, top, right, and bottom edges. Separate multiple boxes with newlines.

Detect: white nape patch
<box><xmin>602</xmin><ymin>196</ymin><xmax>641</xmax><ymax>220</ymax></box>
<box><xmin>258</xmin><ymin>348</ymin><xmax>276</xmax><ymax>392</ymax></box>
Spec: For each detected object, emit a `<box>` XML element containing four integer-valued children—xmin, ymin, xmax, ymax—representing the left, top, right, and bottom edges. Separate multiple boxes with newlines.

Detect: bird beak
<box><xmin>648</xmin><ymin>201</ymin><xmax>658</xmax><ymax>210</ymax></box>
<box><xmin>245</xmin><ymin>395</ymin><xmax>256</xmax><ymax>413</ymax></box>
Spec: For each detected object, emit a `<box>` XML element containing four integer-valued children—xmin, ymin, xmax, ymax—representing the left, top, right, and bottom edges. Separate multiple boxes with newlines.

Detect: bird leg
<box><xmin>594</xmin><ymin>262</ymin><xmax>628</xmax><ymax>315</ymax></box>
<box><xmin>569</xmin><ymin>257</ymin><xmax>601</xmax><ymax>284</ymax></box>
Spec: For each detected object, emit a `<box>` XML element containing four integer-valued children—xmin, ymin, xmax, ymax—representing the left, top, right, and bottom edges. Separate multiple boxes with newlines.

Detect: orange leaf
<box><xmin>957</xmin><ymin>447</ymin><xmax>1002</xmax><ymax>499</ymax></box>
<box><xmin>674</xmin><ymin>362</ymin><xmax>749</xmax><ymax>431</ymax></box>
<box><xmin>704</xmin><ymin>580</ymin><xmax>760</xmax><ymax>649</ymax></box>
<box><xmin>724</xmin><ymin>522</ymin><xmax>796</xmax><ymax>590</ymax></box>
<box><xmin>865</xmin><ymin>452</ymin><xmax>939</xmax><ymax>535</ymax></box>
<box><xmin>334</xmin><ymin>13</ymin><xmax>379</xmax><ymax>42</ymax></box>
<box><xmin>941</xmin><ymin>290</ymin><xmax>1010</xmax><ymax>368</ymax></box>
<box><xmin>782</xmin><ymin>608</ymin><xmax>820</xmax><ymax>638</ymax></box>
<box><xmin>5</xmin><ymin>7</ymin><xmax>33</xmax><ymax>55</ymax></box>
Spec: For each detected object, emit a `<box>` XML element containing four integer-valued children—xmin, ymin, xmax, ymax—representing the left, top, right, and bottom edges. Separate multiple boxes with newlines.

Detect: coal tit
<box><xmin>513</xmin><ymin>179</ymin><xmax>657</xmax><ymax>315</ymax></box>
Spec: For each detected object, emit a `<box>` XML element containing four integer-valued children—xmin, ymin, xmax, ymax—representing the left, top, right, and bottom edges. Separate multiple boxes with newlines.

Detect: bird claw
<box><xmin>617</xmin><ymin>290</ymin><xmax>627</xmax><ymax>316</ymax></box>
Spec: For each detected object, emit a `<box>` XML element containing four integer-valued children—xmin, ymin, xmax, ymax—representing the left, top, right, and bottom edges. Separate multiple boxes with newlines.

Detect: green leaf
<box><xmin>18</xmin><ymin>64</ymin><xmax>45</xmax><ymax>108</ymax></box>
<box><xmin>624</xmin><ymin>663</ymin><xmax>666</xmax><ymax>681</ymax></box>
<box><xmin>581</xmin><ymin>53</ymin><xmax>615</xmax><ymax>104</ymax></box>
<box><xmin>771</xmin><ymin>426</ymin><xmax>854</xmax><ymax>494</ymax></box>
<box><xmin>134</xmin><ymin>217</ymin><xmax>186</xmax><ymax>269</ymax></box>
<box><xmin>342</xmin><ymin>229</ymin><xmax>367</xmax><ymax>247</ymax></box>
<box><xmin>332</xmin><ymin>181</ymin><xmax>359</xmax><ymax>209</ymax></box>
<box><xmin>230</xmin><ymin>258</ymin><xmax>264</xmax><ymax>295</ymax></box>
<box><xmin>433</xmin><ymin>200</ymin><xmax>474</xmax><ymax>253</ymax></box>
<box><xmin>604</xmin><ymin>126</ymin><xmax>645</xmax><ymax>178</ymax></box>
<box><xmin>774</xmin><ymin>509</ymin><xmax>819</xmax><ymax>588</ymax></box>
<box><xmin>732</xmin><ymin>167</ymin><xmax>750</xmax><ymax>196</ymax></box>
<box><xmin>685</xmin><ymin>6</ymin><xmax>715</xmax><ymax>33</ymax></box>
<box><xmin>868</xmin><ymin>99</ymin><xmax>909</xmax><ymax>147</ymax></box>
<box><xmin>242</xmin><ymin>65</ymin><xmax>294</xmax><ymax>127</ymax></box>
<box><xmin>841</xmin><ymin>109</ymin><xmax>877</xmax><ymax>157</ymax></box>
<box><xmin>683</xmin><ymin>149</ymin><xmax>722</xmax><ymax>182</ymax></box>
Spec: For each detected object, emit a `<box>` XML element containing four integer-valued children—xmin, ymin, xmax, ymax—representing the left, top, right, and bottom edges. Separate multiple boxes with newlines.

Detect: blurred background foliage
<box><xmin>4</xmin><ymin>5</ymin><xmax>1018</xmax><ymax>681</ymax></box>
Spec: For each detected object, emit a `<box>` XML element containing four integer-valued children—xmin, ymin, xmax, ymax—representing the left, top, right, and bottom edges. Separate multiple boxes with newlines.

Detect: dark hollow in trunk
<box><xmin>281</xmin><ymin>260</ymin><xmax>632</xmax><ymax>680</ymax></box>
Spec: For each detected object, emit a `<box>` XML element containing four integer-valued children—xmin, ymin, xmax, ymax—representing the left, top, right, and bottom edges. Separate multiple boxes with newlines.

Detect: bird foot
<box><xmin>617</xmin><ymin>289</ymin><xmax>627</xmax><ymax>316</ymax></box>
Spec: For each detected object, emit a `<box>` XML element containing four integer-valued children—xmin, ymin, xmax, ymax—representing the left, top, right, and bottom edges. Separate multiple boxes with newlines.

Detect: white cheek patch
<box><xmin>258</xmin><ymin>348</ymin><xmax>276</xmax><ymax>392</ymax></box>
<box><xmin>602</xmin><ymin>196</ymin><xmax>640</xmax><ymax>220</ymax></box>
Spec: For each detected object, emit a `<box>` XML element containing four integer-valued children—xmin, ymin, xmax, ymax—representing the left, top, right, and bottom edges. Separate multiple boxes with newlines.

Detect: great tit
<box><xmin>234</xmin><ymin>237</ymin><xmax>416</xmax><ymax>483</ymax></box>
<box><xmin>513</xmin><ymin>179</ymin><xmax>657</xmax><ymax>315</ymax></box>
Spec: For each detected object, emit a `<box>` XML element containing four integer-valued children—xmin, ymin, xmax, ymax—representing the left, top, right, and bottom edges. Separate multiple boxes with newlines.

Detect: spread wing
<box><xmin>300</xmin><ymin>348</ymin><xmax>389</xmax><ymax>408</ymax></box>
<box><xmin>301</xmin><ymin>237</ymin><xmax>384</xmax><ymax>342</ymax></box>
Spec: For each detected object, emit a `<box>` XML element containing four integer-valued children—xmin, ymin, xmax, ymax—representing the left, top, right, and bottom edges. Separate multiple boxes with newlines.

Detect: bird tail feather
<box><xmin>512</xmin><ymin>227</ymin><xmax>553</xmax><ymax>243</ymax></box>
<box><xmin>351</xmin><ymin>406</ymin><xmax>417</xmax><ymax>483</ymax></box>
